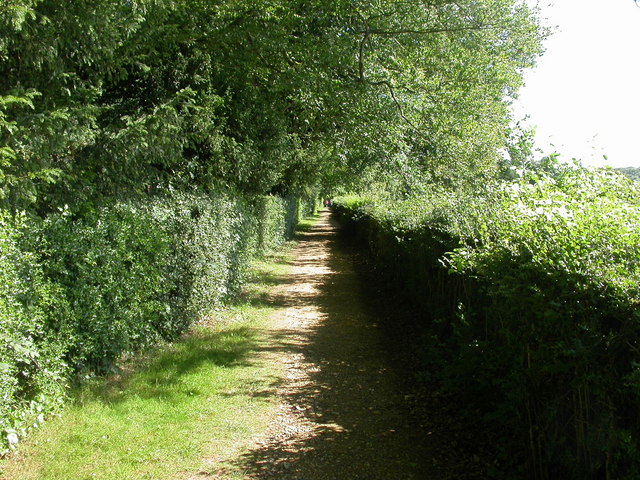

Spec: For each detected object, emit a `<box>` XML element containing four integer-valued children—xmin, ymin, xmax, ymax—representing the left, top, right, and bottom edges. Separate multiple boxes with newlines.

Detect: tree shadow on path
<box><xmin>229</xmin><ymin>211</ymin><xmax>437</xmax><ymax>480</ymax></box>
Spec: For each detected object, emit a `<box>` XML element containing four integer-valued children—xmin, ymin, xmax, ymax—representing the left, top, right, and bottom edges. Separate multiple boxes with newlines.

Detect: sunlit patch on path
<box><xmin>211</xmin><ymin>209</ymin><xmax>434</xmax><ymax>480</ymax></box>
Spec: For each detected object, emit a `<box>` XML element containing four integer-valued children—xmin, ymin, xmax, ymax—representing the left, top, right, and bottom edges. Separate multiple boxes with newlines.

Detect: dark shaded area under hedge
<box><xmin>332</xmin><ymin>196</ymin><xmax>640</xmax><ymax>480</ymax></box>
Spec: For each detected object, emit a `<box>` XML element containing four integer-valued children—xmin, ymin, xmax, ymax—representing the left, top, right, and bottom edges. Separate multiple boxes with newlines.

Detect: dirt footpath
<box><xmin>231</xmin><ymin>209</ymin><xmax>435</xmax><ymax>479</ymax></box>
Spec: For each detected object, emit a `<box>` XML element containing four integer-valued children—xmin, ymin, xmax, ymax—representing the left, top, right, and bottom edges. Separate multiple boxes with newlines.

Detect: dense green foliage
<box><xmin>334</xmin><ymin>165</ymin><xmax>640</xmax><ymax>479</ymax></box>
<box><xmin>0</xmin><ymin>0</ymin><xmax>543</xmax><ymax>212</ymax></box>
<box><xmin>1</xmin><ymin>0</ymin><xmax>545</xmax><ymax>460</ymax></box>
<box><xmin>0</xmin><ymin>212</ymin><xmax>68</xmax><ymax>452</ymax></box>
<box><xmin>0</xmin><ymin>191</ymin><xmax>297</xmax><ymax>455</ymax></box>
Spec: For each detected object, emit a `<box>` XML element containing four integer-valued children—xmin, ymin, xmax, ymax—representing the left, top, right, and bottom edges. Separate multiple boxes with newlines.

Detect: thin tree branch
<box><xmin>358</xmin><ymin>24</ymin><xmax>369</xmax><ymax>82</ymax></box>
<box><xmin>368</xmin><ymin>79</ymin><xmax>425</xmax><ymax>137</ymax></box>
<box><xmin>360</xmin><ymin>24</ymin><xmax>499</xmax><ymax>36</ymax></box>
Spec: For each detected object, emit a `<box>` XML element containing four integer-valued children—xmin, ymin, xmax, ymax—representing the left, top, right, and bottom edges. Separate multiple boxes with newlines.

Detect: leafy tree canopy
<box><xmin>0</xmin><ymin>0</ymin><xmax>545</xmax><ymax>213</ymax></box>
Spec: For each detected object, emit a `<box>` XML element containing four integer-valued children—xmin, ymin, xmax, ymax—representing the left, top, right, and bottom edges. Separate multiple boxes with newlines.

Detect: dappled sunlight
<box><xmin>221</xmin><ymin>210</ymin><xmax>433</xmax><ymax>480</ymax></box>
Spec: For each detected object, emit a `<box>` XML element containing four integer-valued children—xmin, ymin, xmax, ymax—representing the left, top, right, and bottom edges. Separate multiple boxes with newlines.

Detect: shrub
<box><xmin>35</xmin><ymin>191</ymin><xmax>293</xmax><ymax>375</ymax></box>
<box><xmin>334</xmin><ymin>167</ymin><xmax>640</xmax><ymax>479</ymax></box>
<box><xmin>38</xmin><ymin>202</ymin><xmax>174</xmax><ymax>373</ymax></box>
<box><xmin>0</xmin><ymin>213</ymin><xmax>68</xmax><ymax>456</ymax></box>
<box><xmin>252</xmin><ymin>195</ymin><xmax>288</xmax><ymax>255</ymax></box>
<box><xmin>446</xmin><ymin>169</ymin><xmax>640</xmax><ymax>478</ymax></box>
<box><xmin>1</xmin><ymin>189</ymin><xmax>297</xmax><ymax>454</ymax></box>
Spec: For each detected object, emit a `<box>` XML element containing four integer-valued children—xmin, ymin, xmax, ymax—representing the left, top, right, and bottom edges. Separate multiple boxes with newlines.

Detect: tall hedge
<box><xmin>0</xmin><ymin>190</ymin><xmax>300</xmax><ymax>455</ymax></box>
<box><xmin>333</xmin><ymin>167</ymin><xmax>640</xmax><ymax>479</ymax></box>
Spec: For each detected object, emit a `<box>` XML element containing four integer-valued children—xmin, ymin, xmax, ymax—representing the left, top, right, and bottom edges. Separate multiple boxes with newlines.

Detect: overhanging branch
<box><xmin>359</xmin><ymin>24</ymin><xmax>499</xmax><ymax>36</ymax></box>
<box><xmin>368</xmin><ymin>79</ymin><xmax>424</xmax><ymax>138</ymax></box>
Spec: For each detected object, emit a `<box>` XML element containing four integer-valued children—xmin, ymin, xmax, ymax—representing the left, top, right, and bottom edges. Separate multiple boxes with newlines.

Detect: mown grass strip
<box><xmin>0</xmin><ymin>241</ymin><xmax>298</xmax><ymax>480</ymax></box>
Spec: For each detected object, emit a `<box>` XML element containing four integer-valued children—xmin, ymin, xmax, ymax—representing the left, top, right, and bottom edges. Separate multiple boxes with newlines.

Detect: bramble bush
<box><xmin>1</xmin><ymin>190</ymin><xmax>303</xmax><ymax>455</ymax></box>
<box><xmin>334</xmin><ymin>166</ymin><xmax>640</xmax><ymax>479</ymax></box>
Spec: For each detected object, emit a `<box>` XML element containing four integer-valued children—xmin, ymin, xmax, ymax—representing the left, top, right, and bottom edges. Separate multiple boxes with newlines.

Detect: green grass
<box><xmin>0</xmin><ymin>244</ymin><xmax>296</xmax><ymax>480</ymax></box>
<box><xmin>294</xmin><ymin>210</ymin><xmax>322</xmax><ymax>234</ymax></box>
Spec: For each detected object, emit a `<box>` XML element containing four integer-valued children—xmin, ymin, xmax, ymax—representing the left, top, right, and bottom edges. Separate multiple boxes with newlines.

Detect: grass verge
<box><xmin>294</xmin><ymin>210</ymin><xmax>322</xmax><ymax>234</ymax></box>
<box><xmin>0</xmin><ymin>242</ymin><xmax>296</xmax><ymax>480</ymax></box>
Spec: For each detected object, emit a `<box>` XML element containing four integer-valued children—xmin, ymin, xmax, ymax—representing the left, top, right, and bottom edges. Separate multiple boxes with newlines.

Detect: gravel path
<box><xmin>227</xmin><ymin>210</ymin><xmax>435</xmax><ymax>479</ymax></box>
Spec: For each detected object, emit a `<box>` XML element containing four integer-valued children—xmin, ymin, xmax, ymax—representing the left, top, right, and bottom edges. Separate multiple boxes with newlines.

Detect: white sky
<box><xmin>511</xmin><ymin>0</ymin><xmax>640</xmax><ymax>167</ymax></box>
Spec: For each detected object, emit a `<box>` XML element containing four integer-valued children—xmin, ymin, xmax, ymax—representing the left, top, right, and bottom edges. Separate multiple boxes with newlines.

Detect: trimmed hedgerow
<box><xmin>334</xmin><ymin>167</ymin><xmax>640</xmax><ymax>479</ymax></box>
<box><xmin>1</xmin><ymin>190</ymin><xmax>300</xmax><ymax>455</ymax></box>
<box><xmin>0</xmin><ymin>213</ymin><xmax>69</xmax><ymax>453</ymax></box>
